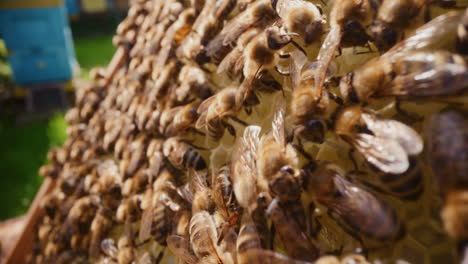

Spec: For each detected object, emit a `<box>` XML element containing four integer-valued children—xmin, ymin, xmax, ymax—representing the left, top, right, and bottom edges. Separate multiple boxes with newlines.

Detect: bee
<box><xmin>426</xmin><ymin>110</ymin><xmax>468</xmax><ymax>246</ymax></box>
<box><xmin>205</xmin><ymin>0</ymin><xmax>276</xmax><ymax>64</ymax></box>
<box><xmin>153</xmin><ymin>8</ymin><xmax>196</xmax><ymax>73</ymax></box>
<box><xmin>212</xmin><ymin>164</ymin><xmax>242</xmax><ymax>244</ymax></box>
<box><xmin>272</xmin><ymin>0</ymin><xmax>326</xmax><ymax>45</ymax></box>
<box><xmin>89</xmin><ymin>207</ymin><xmax>113</xmax><ymax>259</ymax></box>
<box><xmin>189</xmin><ymin>211</ymin><xmax>224</xmax><ymax>263</ymax></box>
<box><xmin>116</xmin><ymin>194</ymin><xmax>143</xmax><ymax>223</ymax></box>
<box><xmin>339</xmin><ymin>50</ymin><xmax>468</xmax><ymax>103</ymax></box>
<box><xmin>334</xmin><ymin>105</ymin><xmax>423</xmax><ymax>174</ymax></box>
<box><xmin>367</xmin><ymin>0</ymin><xmax>428</xmax><ymax>51</ymax></box>
<box><xmin>236</xmin><ymin>25</ymin><xmax>298</xmax><ymax>106</ymax></box>
<box><xmin>303</xmin><ymin>162</ymin><xmax>404</xmax><ymax>243</ymax></box>
<box><xmin>236</xmin><ymin>216</ymin><xmax>264</xmax><ymax>264</ymax></box>
<box><xmin>266</xmin><ymin>198</ymin><xmax>319</xmax><ymax>261</ymax></box>
<box><xmin>177</xmin><ymin>0</ymin><xmax>237</xmax><ymax>62</ymax></box>
<box><xmin>59</xmin><ymin>195</ymin><xmax>101</xmax><ymax>243</ymax></box>
<box><xmin>289</xmin><ymin>50</ymin><xmax>341</xmax><ymax>148</ymax></box>
<box><xmin>159</xmin><ymin>100</ymin><xmax>201</xmax><ymax>136</ymax></box>
<box><xmin>174</xmin><ymin>65</ymin><xmax>213</xmax><ymax>103</ymax></box>
<box><xmin>196</xmin><ymin>86</ymin><xmax>247</xmax><ymax>141</ymax></box>
<box><xmin>163</xmin><ymin>137</ymin><xmax>207</xmax><ymax>170</ymax></box>
<box><xmin>231</xmin><ymin>125</ymin><xmax>262</xmax><ymax>211</ymax></box>
<box><xmin>218</xmin><ymin>28</ymin><xmax>262</xmax><ymax>78</ymax></box>
<box><xmin>101</xmin><ymin>219</ymin><xmax>136</xmax><ymax>264</ymax></box>
<box><xmin>314</xmin><ymin>0</ymin><xmax>377</xmax><ymax>93</ymax></box>
<box><xmin>256</xmin><ymin>98</ymin><xmax>299</xmax><ymax>193</ymax></box>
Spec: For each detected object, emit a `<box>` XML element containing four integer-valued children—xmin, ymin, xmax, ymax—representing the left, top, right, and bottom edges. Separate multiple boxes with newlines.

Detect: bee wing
<box><xmin>315</xmin><ymin>26</ymin><xmax>342</xmax><ymax>93</ymax></box>
<box><xmin>167</xmin><ymin>235</ymin><xmax>199</xmax><ymax>264</ymax></box>
<box><xmin>101</xmin><ymin>238</ymin><xmax>118</xmax><ymax>259</ymax></box>
<box><xmin>244</xmin><ymin>248</ymin><xmax>314</xmax><ymax>264</ymax></box>
<box><xmin>380</xmin><ymin>63</ymin><xmax>468</xmax><ymax>97</ymax></box>
<box><xmin>236</xmin><ymin>75</ymin><xmax>255</xmax><ymax>108</ymax></box>
<box><xmin>352</xmin><ymin>133</ymin><xmax>410</xmax><ymax>174</ymax></box>
<box><xmin>196</xmin><ymin>96</ymin><xmax>217</xmax><ymax>129</ymax></box>
<box><xmin>384</xmin><ymin>11</ymin><xmax>463</xmax><ymax>59</ymax></box>
<box><xmin>289</xmin><ymin>50</ymin><xmax>307</xmax><ymax>91</ymax></box>
<box><xmin>218</xmin><ymin>48</ymin><xmax>242</xmax><ymax>75</ymax></box>
<box><xmin>272</xmin><ymin>97</ymin><xmax>287</xmax><ymax>148</ymax></box>
<box><xmin>231</xmin><ymin>125</ymin><xmax>261</xmax><ymax>208</ymax></box>
<box><xmin>139</xmin><ymin>188</ymin><xmax>154</xmax><ymax>243</ymax></box>
<box><xmin>361</xmin><ymin>112</ymin><xmax>423</xmax><ymax>155</ymax></box>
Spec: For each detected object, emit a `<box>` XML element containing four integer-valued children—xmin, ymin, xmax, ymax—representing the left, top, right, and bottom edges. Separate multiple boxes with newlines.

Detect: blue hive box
<box><xmin>0</xmin><ymin>0</ymin><xmax>77</xmax><ymax>84</ymax></box>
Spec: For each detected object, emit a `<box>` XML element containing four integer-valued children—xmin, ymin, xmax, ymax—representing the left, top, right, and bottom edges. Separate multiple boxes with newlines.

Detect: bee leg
<box><xmin>327</xmin><ymin>210</ymin><xmax>368</xmax><ymax>258</ymax></box>
<box><xmin>188</xmin><ymin>127</ymin><xmax>206</xmax><ymax>136</ymax></box>
<box><xmin>354</xmin><ymin>42</ymin><xmax>375</xmax><ymax>55</ymax></box>
<box><xmin>155</xmin><ymin>249</ymin><xmax>165</xmax><ymax>264</ymax></box>
<box><xmin>292</xmin><ymin>142</ymin><xmax>313</xmax><ymax>161</ymax></box>
<box><xmin>290</xmin><ymin>40</ymin><xmax>308</xmax><ymax>56</ymax></box>
<box><xmin>395</xmin><ymin>100</ymin><xmax>423</xmax><ymax>122</ymax></box>
<box><xmin>179</xmin><ymin>139</ymin><xmax>209</xmax><ymax>151</ymax></box>
<box><xmin>228</xmin><ymin>115</ymin><xmax>249</xmax><ymax>126</ymax></box>
<box><xmin>348</xmin><ymin>149</ymin><xmax>360</xmax><ymax>171</ymax></box>
<box><xmin>223</xmin><ymin>121</ymin><xmax>237</xmax><ymax>137</ymax></box>
<box><xmin>307</xmin><ymin>203</ymin><xmax>322</xmax><ymax>238</ymax></box>
<box><xmin>326</xmin><ymin>90</ymin><xmax>343</xmax><ymax>105</ymax></box>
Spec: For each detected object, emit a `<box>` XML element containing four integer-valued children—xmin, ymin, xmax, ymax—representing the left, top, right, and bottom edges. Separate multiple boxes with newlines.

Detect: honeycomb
<box><xmin>29</xmin><ymin>0</ymin><xmax>468</xmax><ymax>263</ymax></box>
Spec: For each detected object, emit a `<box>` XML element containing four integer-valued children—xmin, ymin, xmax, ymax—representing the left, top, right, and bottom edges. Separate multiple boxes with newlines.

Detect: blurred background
<box><xmin>0</xmin><ymin>0</ymin><xmax>130</xmax><ymax>221</ymax></box>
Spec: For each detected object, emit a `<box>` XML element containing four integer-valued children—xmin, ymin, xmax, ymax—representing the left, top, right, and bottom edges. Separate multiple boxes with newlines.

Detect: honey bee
<box><xmin>189</xmin><ymin>211</ymin><xmax>225</xmax><ymax>263</ymax></box>
<box><xmin>177</xmin><ymin>0</ymin><xmax>237</xmax><ymax>62</ymax></box>
<box><xmin>101</xmin><ymin>219</ymin><xmax>136</xmax><ymax>264</ymax></box>
<box><xmin>154</xmin><ymin>8</ymin><xmax>196</xmax><ymax>73</ymax></box>
<box><xmin>272</xmin><ymin>0</ymin><xmax>326</xmax><ymax>45</ymax></box>
<box><xmin>212</xmin><ymin>164</ymin><xmax>242</xmax><ymax>244</ymax></box>
<box><xmin>266</xmin><ymin>198</ymin><xmax>319</xmax><ymax>261</ymax></box>
<box><xmin>59</xmin><ymin>195</ymin><xmax>101</xmax><ymax>242</ymax></box>
<box><xmin>163</xmin><ymin>137</ymin><xmax>207</xmax><ymax>170</ymax></box>
<box><xmin>89</xmin><ymin>207</ymin><xmax>113</xmax><ymax>259</ymax></box>
<box><xmin>289</xmin><ymin>50</ymin><xmax>342</xmax><ymax>148</ymax></box>
<box><xmin>196</xmin><ymin>86</ymin><xmax>246</xmax><ymax>141</ymax></box>
<box><xmin>426</xmin><ymin>110</ymin><xmax>468</xmax><ymax>245</ymax></box>
<box><xmin>159</xmin><ymin>100</ymin><xmax>201</xmax><ymax>136</ymax></box>
<box><xmin>315</xmin><ymin>0</ymin><xmax>377</xmax><ymax>92</ymax></box>
<box><xmin>116</xmin><ymin>194</ymin><xmax>143</xmax><ymax>223</ymax></box>
<box><xmin>334</xmin><ymin>105</ymin><xmax>423</xmax><ymax>174</ymax></box>
<box><xmin>205</xmin><ymin>0</ymin><xmax>276</xmax><ymax>64</ymax></box>
<box><xmin>231</xmin><ymin>125</ymin><xmax>262</xmax><ymax>211</ymax></box>
<box><xmin>367</xmin><ymin>0</ymin><xmax>428</xmax><ymax>51</ymax></box>
<box><xmin>174</xmin><ymin>65</ymin><xmax>213</xmax><ymax>103</ymax></box>
<box><xmin>218</xmin><ymin>28</ymin><xmax>261</xmax><ymax>78</ymax></box>
<box><xmin>236</xmin><ymin>25</ymin><xmax>297</xmax><ymax>106</ymax></box>
<box><xmin>256</xmin><ymin>99</ymin><xmax>299</xmax><ymax>193</ymax></box>
<box><xmin>339</xmin><ymin>50</ymin><xmax>468</xmax><ymax>103</ymax></box>
<box><xmin>303</xmin><ymin>162</ymin><xmax>404</xmax><ymax>243</ymax></box>
<box><xmin>234</xmin><ymin>216</ymin><xmax>262</xmax><ymax>264</ymax></box>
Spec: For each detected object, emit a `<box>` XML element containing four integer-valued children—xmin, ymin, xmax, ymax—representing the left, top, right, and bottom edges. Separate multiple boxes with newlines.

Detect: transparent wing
<box><xmin>381</xmin><ymin>63</ymin><xmax>468</xmax><ymax>97</ymax></box>
<box><xmin>231</xmin><ymin>125</ymin><xmax>261</xmax><ymax>208</ymax></box>
<box><xmin>167</xmin><ymin>235</ymin><xmax>199</xmax><ymax>264</ymax></box>
<box><xmin>315</xmin><ymin>25</ymin><xmax>342</xmax><ymax>94</ymax></box>
<box><xmin>361</xmin><ymin>112</ymin><xmax>423</xmax><ymax>155</ymax></box>
<box><xmin>352</xmin><ymin>133</ymin><xmax>409</xmax><ymax>174</ymax></box>
<box><xmin>272</xmin><ymin>97</ymin><xmax>286</xmax><ymax>148</ymax></box>
<box><xmin>384</xmin><ymin>11</ymin><xmax>463</xmax><ymax>59</ymax></box>
<box><xmin>101</xmin><ymin>238</ymin><xmax>118</xmax><ymax>259</ymax></box>
<box><xmin>289</xmin><ymin>50</ymin><xmax>308</xmax><ymax>91</ymax></box>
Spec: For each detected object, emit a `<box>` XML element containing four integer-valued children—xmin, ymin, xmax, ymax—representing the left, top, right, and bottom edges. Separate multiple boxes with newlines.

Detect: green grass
<box><xmin>0</xmin><ymin>113</ymin><xmax>67</xmax><ymax>220</ymax></box>
<box><xmin>74</xmin><ymin>35</ymin><xmax>116</xmax><ymax>79</ymax></box>
<box><xmin>0</xmin><ymin>22</ymin><xmax>115</xmax><ymax>220</ymax></box>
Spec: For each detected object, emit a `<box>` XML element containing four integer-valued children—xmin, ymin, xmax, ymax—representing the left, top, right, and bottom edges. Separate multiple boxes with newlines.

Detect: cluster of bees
<box><xmin>29</xmin><ymin>0</ymin><xmax>468</xmax><ymax>263</ymax></box>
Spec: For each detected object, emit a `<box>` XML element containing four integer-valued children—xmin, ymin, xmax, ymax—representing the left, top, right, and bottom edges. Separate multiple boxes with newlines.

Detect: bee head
<box><xmin>367</xmin><ymin>20</ymin><xmax>397</xmax><ymax>52</ymax></box>
<box><xmin>266</xmin><ymin>26</ymin><xmax>292</xmax><ymax>50</ymax></box>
